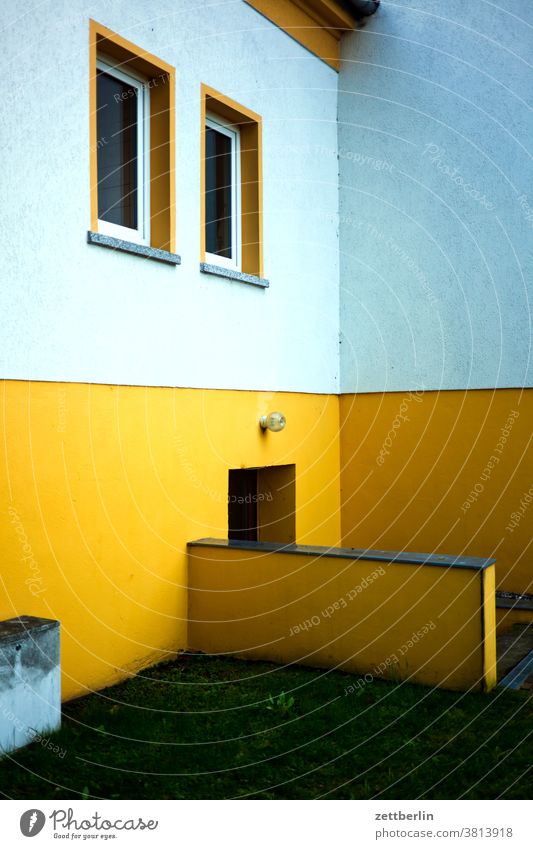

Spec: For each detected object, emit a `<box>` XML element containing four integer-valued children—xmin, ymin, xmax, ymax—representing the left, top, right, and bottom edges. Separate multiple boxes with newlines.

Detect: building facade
<box><xmin>1</xmin><ymin>0</ymin><xmax>531</xmax><ymax>699</ymax></box>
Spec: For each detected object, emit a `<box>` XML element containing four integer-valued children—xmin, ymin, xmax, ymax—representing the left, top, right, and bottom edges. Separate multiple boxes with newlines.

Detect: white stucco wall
<box><xmin>0</xmin><ymin>0</ymin><xmax>339</xmax><ymax>394</ymax></box>
<box><xmin>339</xmin><ymin>0</ymin><xmax>533</xmax><ymax>392</ymax></box>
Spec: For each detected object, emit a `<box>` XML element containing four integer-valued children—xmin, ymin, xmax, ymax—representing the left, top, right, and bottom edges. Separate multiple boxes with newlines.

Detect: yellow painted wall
<box><xmin>189</xmin><ymin>543</ymin><xmax>496</xmax><ymax>691</ymax></box>
<box><xmin>1</xmin><ymin>380</ymin><xmax>340</xmax><ymax>701</ymax></box>
<box><xmin>496</xmin><ymin>607</ymin><xmax>533</xmax><ymax>635</ymax></box>
<box><xmin>340</xmin><ymin>389</ymin><xmax>532</xmax><ymax>596</ymax></box>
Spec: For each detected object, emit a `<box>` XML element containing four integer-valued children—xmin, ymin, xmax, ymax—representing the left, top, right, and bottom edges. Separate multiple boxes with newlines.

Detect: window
<box><xmin>205</xmin><ymin>115</ymin><xmax>240</xmax><ymax>268</ymax></box>
<box><xmin>89</xmin><ymin>21</ymin><xmax>176</xmax><ymax>254</ymax></box>
<box><xmin>201</xmin><ymin>85</ymin><xmax>263</xmax><ymax>278</ymax></box>
<box><xmin>96</xmin><ymin>58</ymin><xmax>149</xmax><ymax>244</ymax></box>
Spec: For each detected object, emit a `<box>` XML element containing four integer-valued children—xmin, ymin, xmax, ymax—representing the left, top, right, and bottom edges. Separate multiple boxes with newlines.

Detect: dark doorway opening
<box><xmin>228</xmin><ymin>468</ymin><xmax>258</xmax><ymax>541</ymax></box>
<box><xmin>228</xmin><ymin>465</ymin><xmax>296</xmax><ymax>544</ymax></box>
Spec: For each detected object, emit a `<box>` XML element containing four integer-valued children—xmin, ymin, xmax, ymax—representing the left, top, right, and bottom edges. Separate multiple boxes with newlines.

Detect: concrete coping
<box><xmin>187</xmin><ymin>538</ymin><xmax>496</xmax><ymax>570</ymax></box>
<box><xmin>0</xmin><ymin>616</ymin><xmax>60</xmax><ymax>645</ymax></box>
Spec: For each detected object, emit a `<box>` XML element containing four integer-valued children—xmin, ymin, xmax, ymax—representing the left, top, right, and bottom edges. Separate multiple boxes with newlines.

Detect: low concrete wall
<box><xmin>0</xmin><ymin>616</ymin><xmax>60</xmax><ymax>755</ymax></box>
<box><xmin>188</xmin><ymin>540</ymin><xmax>497</xmax><ymax>691</ymax></box>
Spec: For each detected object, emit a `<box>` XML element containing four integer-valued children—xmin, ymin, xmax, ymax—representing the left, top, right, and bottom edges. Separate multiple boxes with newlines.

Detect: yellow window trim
<box><xmin>89</xmin><ymin>20</ymin><xmax>176</xmax><ymax>253</ymax></box>
<box><xmin>244</xmin><ymin>0</ymin><xmax>358</xmax><ymax>70</ymax></box>
<box><xmin>200</xmin><ymin>84</ymin><xmax>264</xmax><ymax>279</ymax></box>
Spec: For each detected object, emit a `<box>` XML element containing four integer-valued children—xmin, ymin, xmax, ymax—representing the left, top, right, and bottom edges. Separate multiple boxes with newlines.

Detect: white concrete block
<box><xmin>0</xmin><ymin>616</ymin><xmax>61</xmax><ymax>756</ymax></box>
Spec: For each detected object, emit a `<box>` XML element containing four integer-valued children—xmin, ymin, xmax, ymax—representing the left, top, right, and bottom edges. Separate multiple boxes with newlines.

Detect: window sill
<box><xmin>200</xmin><ymin>262</ymin><xmax>269</xmax><ymax>288</ymax></box>
<box><xmin>87</xmin><ymin>231</ymin><xmax>181</xmax><ymax>266</ymax></box>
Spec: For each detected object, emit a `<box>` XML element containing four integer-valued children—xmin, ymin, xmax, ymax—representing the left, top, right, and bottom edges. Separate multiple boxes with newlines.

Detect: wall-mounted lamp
<box><xmin>259</xmin><ymin>412</ymin><xmax>286</xmax><ymax>433</ymax></box>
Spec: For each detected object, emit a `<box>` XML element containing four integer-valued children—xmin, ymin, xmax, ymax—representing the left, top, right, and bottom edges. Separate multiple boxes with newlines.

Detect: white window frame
<box><xmin>96</xmin><ymin>56</ymin><xmax>150</xmax><ymax>246</ymax></box>
<box><xmin>205</xmin><ymin>113</ymin><xmax>240</xmax><ymax>271</ymax></box>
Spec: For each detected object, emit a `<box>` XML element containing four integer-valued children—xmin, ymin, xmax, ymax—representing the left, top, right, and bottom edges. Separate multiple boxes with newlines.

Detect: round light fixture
<box><xmin>259</xmin><ymin>412</ymin><xmax>286</xmax><ymax>432</ymax></box>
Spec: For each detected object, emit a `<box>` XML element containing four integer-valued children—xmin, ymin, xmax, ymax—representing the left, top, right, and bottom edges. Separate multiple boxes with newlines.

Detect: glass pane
<box><xmin>97</xmin><ymin>70</ymin><xmax>138</xmax><ymax>230</ymax></box>
<box><xmin>205</xmin><ymin>126</ymin><xmax>233</xmax><ymax>259</ymax></box>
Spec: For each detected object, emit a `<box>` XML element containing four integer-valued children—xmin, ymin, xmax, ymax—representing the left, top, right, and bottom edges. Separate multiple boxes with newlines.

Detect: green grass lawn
<box><xmin>1</xmin><ymin>654</ymin><xmax>531</xmax><ymax>800</ymax></box>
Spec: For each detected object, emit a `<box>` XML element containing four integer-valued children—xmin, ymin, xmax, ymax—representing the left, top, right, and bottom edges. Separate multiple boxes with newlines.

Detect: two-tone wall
<box><xmin>1</xmin><ymin>0</ymin><xmax>531</xmax><ymax>701</ymax></box>
<box><xmin>1</xmin><ymin>382</ymin><xmax>340</xmax><ymax>700</ymax></box>
<box><xmin>0</xmin><ymin>1</ymin><xmax>342</xmax><ymax>698</ymax></box>
<box><xmin>337</xmin><ymin>1</ymin><xmax>532</xmax><ymax>597</ymax></box>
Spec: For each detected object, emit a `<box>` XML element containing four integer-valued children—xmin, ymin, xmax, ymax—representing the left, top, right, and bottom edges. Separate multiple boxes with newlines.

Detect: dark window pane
<box><xmin>97</xmin><ymin>70</ymin><xmax>138</xmax><ymax>230</ymax></box>
<box><xmin>205</xmin><ymin>126</ymin><xmax>233</xmax><ymax>259</ymax></box>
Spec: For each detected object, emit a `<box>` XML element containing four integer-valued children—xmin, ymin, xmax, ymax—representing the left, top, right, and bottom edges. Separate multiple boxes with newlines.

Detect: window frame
<box><xmin>200</xmin><ymin>84</ymin><xmax>263</xmax><ymax>280</ymax></box>
<box><xmin>96</xmin><ymin>56</ymin><xmax>150</xmax><ymax>246</ymax></box>
<box><xmin>89</xmin><ymin>20</ymin><xmax>176</xmax><ymax>255</ymax></box>
<box><xmin>204</xmin><ymin>112</ymin><xmax>241</xmax><ymax>271</ymax></box>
